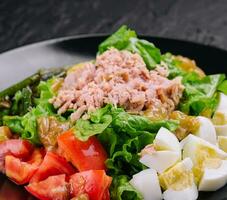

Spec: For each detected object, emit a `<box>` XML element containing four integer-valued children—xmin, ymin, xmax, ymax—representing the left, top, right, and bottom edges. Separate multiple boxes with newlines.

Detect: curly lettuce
<box><xmin>110</xmin><ymin>175</ymin><xmax>143</xmax><ymax>200</ymax></box>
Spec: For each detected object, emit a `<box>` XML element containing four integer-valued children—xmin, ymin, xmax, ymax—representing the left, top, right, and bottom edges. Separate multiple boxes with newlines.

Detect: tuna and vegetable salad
<box><xmin>0</xmin><ymin>26</ymin><xmax>227</xmax><ymax>200</ymax></box>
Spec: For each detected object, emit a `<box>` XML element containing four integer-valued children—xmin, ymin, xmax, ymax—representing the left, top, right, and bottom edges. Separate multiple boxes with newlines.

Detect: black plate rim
<box><xmin>1</xmin><ymin>33</ymin><xmax>227</xmax><ymax>56</ymax></box>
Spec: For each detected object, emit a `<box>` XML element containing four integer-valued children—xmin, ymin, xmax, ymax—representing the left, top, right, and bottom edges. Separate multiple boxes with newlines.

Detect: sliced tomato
<box><xmin>0</xmin><ymin>139</ymin><xmax>34</xmax><ymax>172</ymax></box>
<box><xmin>27</xmin><ymin>148</ymin><xmax>46</xmax><ymax>165</ymax></box>
<box><xmin>25</xmin><ymin>174</ymin><xmax>69</xmax><ymax>200</ymax></box>
<box><xmin>5</xmin><ymin>149</ymin><xmax>44</xmax><ymax>185</ymax></box>
<box><xmin>30</xmin><ymin>151</ymin><xmax>75</xmax><ymax>183</ymax></box>
<box><xmin>70</xmin><ymin>170</ymin><xmax>112</xmax><ymax>200</ymax></box>
<box><xmin>58</xmin><ymin>130</ymin><xmax>107</xmax><ymax>171</ymax></box>
<box><xmin>102</xmin><ymin>189</ymin><xmax>111</xmax><ymax>200</ymax></box>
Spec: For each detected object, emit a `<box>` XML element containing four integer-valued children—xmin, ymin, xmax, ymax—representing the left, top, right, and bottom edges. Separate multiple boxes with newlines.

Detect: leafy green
<box><xmin>3</xmin><ymin>79</ymin><xmax>57</xmax><ymax>145</ymax></box>
<box><xmin>0</xmin><ymin>105</ymin><xmax>10</xmax><ymax>126</ymax></box>
<box><xmin>126</xmin><ymin>38</ymin><xmax>161</xmax><ymax>69</ymax></box>
<box><xmin>179</xmin><ymin>74</ymin><xmax>225</xmax><ymax>116</ymax></box>
<box><xmin>35</xmin><ymin>80</ymin><xmax>55</xmax><ymax>105</ymax></box>
<box><xmin>161</xmin><ymin>53</ymin><xmax>185</xmax><ymax>79</ymax></box>
<box><xmin>112</xmin><ymin>111</ymin><xmax>179</xmax><ymax>135</ymax></box>
<box><xmin>74</xmin><ymin>105</ymin><xmax>113</xmax><ymax>141</ymax></box>
<box><xmin>218</xmin><ymin>80</ymin><xmax>227</xmax><ymax>95</ymax></box>
<box><xmin>98</xmin><ymin>25</ymin><xmax>137</xmax><ymax>54</ymax></box>
<box><xmin>11</xmin><ymin>87</ymin><xmax>32</xmax><ymax>116</ymax></box>
<box><xmin>3</xmin><ymin>116</ymin><xmax>24</xmax><ymax>133</ymax></box>
<box><xmin>110</xmin><ymin>176</ymin><xmax>143</xmax><ymax>200</ymax></box>
<box><xmin>98</xmin><ymin>25</ymin><xmax>161</xmax><ymax>69</ymax></box>
<box><xmin>102</xmin><ymin>131</ymin><xmax>154</xmax><ymax>176</ymax></box>
<box><xmin>101</xmin><ymin>111</ymin><xmax>177</xmax><ymax>175</ymax></box>
<box><xmin>161</xmin><ymin>52</ymin><xmax>226</xmax><ymax>116</ymax></box>
<box><xmin>75</xmin><ymin>115</ymin><xmax>112</xmax><ymax>141</ymax></box>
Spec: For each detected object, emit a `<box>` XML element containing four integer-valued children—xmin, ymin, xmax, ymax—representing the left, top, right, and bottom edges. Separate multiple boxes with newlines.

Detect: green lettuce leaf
<box><xmin>161</xmin><ymin>53</ymin><xmax>185</xmax><ymax>79</ymax></box>
<box><xmin>110</xmin><ymin>176</ymin><xmax>143</xmax><ymax>200</ymax></box>
<box><xmin>179</xmin><ymin>74</ymin><xmax>225</xmax><ymax>115</ymax></box>
<box><xmin>74</xmin><ymin>115</ymin><xmax>112</xmax><ymax>141</ymax></box>
<box><xmin>102</xmin><ymin>131</ymin><xmax>154</xmax><ymax>176</ymax></box>
<box><xmin>11</xmin><ymin>87</ymin><xmax>33</xmax><ymax>116</ymax></box>
<box><xmin>112</xmin><ymin>111</ymin><xmax>179</xmax><ymax>135</ymax></box>
<box><xmin>218</xmin><ymin>80</ymin><xmax>227</xmax><ymax>95</ymax></box>
<box><xmin>3</xmin><ymin>116</ymin><xmax>24</xmax><ymax>133</ymax></box>
<box><xmin>0</xmin><ymin>106</ymin><xmax>10</xmax><ymax>126</ymax></box>
<box><xmin>98</xmin><ymin>25</ymin><xmax>137</xmax><ymax>54</ymax></box>
<box><xmin>3</xmin><ymin>79</ymin><xmax>57</xmax><ymax>145</ymax></box>
<box><xmin>126</xmin><ymin>38</ymin><xmax>161</xmax><ymax>69</ymax></box>
<box><xmin>161</xmin><ymin>52</ymin><xmax>226</xmax><ymax>116</ymax></box>
<box><xmin>98</xmin><ymin>25</ymin><xmax>161</xmax><ymax>70</ymax></box>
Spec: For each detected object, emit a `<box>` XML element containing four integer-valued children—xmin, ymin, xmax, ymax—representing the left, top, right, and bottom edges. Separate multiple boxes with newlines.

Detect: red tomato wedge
<box><xmin>5</xmin><ymin>149</ymin><xmax>44</xmax><ymax>185</ymax></box>
<box><xmin>102</xmin><ymin>189</ymin><xmax>111</xmax><ymax>200</ymax></box>
<box><xmin>70</xmin><ymin>170</ymin><xmax>112</xmax><ymax>200</ymax></box>
<box><xmin>25</xmin><ymin>174</ymin><xmax>69</xmax><ymax>200</ymax></box>
<box><xmin>30</xmin><ymin>151</ymin><xmax>75</xmax><ymax>183</ymax></box>
<box><xmin>58</xmin><ymin>130</ymin><xmax>107</xmax><ymax>171</ymax></box>
<box><xmin>0</xmin><ymin>139</ymin><xmax>33</xmax><ymax>172</ymax></box>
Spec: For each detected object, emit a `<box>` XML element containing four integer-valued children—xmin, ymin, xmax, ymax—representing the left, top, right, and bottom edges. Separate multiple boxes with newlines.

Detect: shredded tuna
<box><xmin>50</xmin><ymin>48</ymin><xmax>184</xmax><ymax>122</ymax></box>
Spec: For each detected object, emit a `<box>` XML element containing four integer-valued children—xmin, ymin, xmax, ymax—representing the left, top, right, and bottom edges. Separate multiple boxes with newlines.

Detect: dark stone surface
<box><xmin>0</xmin><ymin>0</ymin><xmax>227</xmax><ymax>53</ymax></box>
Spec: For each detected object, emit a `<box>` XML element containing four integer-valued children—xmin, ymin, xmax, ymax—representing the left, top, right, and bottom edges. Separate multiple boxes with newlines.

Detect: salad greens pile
<box><xmin>0</xmin><ymin>25</ymin><xmax>226</xmax><ymax>200</ymax></box>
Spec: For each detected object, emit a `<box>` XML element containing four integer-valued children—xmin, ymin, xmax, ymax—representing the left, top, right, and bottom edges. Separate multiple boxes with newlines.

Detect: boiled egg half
<box><xmin>159</xmin><ymin>158</ymin><xmax>198</xmax><ymax>200</ymax></box>
<box><xmin>181</xmin><ymin>134</ymin><xmax>227</xmax><ymax>191</ymax></box>
<box><xmin>140</xmin><ymin>127</ymin><xmax>181</xmax><ymax>173</ymax></box>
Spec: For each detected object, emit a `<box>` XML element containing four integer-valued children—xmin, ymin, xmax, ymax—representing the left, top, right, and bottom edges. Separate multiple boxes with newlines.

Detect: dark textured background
<box><xmin>0</xmin><ymin>0</ymin><xmax>227</xmax><ymax>53</ymax></box>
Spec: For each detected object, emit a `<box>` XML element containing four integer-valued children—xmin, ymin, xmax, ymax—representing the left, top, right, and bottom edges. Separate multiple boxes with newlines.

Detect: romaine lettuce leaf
<box><xmin>98</xmin><ymin>25</ymin><xmax>136</xmax><ymax>54</ymax></box>
<box><xmin>110</xmin><ymin>175</ymin><xmax>143</xmax><ymax>200</ymax></box>
<box><xmin>179</xmin><ymin>74</ymin><xmax>225</xmax><ymax>116</ymax></box>
<box><xmin>126</xmin><ymin>38</ymin><xmax>161</xmax><ymax>69</ymax></box>
<box><xmin>218</xmin><ymin>80</ymin><xmax>227</xmax><ymax>95</ymax></box>
<box><xmin>112</xmin><ymin>111</ymin><xmax>179</xmax><ymax>135</ymax></box>
<box><xmin>75</xmin><ymin>115</ymin><xmax>112</xmax><ymax>141</ymax></box>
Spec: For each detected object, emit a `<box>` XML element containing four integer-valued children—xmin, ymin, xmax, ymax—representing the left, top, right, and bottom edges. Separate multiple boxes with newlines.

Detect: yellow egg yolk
<box><xmin>192</xmin><ymin>144</ymin><xmax>222</xmax><ymax>184</ymax></box>
<box><xmin>218</xmin><ymin>136</ymin><xmax>227</xmax><ymax>153</ymax></box>
<box><xmin>159</xmin><ymin>161</ymin><xmax>194</xmax><ymax>191</ymax></box>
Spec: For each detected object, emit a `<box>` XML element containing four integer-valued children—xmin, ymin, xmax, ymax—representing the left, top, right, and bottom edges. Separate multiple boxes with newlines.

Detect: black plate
<box><xmin>0</xmin><ymin>35</ymin><xmax>227</xmax><ymax>200</ymax></box>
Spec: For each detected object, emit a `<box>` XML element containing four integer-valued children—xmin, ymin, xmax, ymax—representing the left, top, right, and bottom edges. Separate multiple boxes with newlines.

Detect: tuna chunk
<box><xmin>50</xmin><ymin>48</ymin><xmax>184</xmax><ymax>122</ymax></box>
